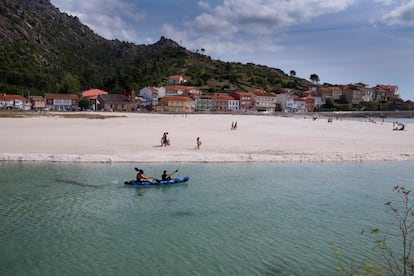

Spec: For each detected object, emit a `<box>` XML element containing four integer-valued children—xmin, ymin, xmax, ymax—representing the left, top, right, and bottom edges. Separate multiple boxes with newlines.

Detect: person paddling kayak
<box><xmin>162</xmin><ymin>170</ymin><xmax>173</xmax><ymax>181</ymax></box>
<box><xmin>136</xmin><ymin>169</ymin><xmax>155</xmax><ymax>183</ymax></box>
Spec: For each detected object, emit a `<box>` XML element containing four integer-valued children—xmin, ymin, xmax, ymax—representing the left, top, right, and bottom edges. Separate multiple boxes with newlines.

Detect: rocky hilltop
<box><xmin>0</xmin><ymin>0</ymin><xmax>311</xmax><ymax>94</ymax></box>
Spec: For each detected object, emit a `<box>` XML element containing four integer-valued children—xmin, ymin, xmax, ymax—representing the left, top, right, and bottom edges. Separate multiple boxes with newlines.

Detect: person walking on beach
<box><xmin>196</xmin><ymin>137</ymin><xmax>202</xmax><ymax>150</ymax></box>
<box><xmin>161</xmin><ymin>132</ymin><xmax>170</xmax><ymax>146</ymax></box>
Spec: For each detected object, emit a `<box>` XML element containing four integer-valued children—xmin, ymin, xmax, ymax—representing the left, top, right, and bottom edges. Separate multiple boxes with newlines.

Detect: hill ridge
<box><xmin>0</xmin><ymin>0</ymin><xmax>311</xmax><ymax>95</ymax></box>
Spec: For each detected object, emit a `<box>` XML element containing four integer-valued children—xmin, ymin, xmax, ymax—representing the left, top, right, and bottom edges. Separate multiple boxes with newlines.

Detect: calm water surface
<box><xmin>1</xmin><ymin>162</ymin><xmax>413</xmax><ymax>275</ymax></box>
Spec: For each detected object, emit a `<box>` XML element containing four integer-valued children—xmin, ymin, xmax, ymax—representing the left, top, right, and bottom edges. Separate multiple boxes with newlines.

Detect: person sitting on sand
<box><xmin>393</xmin><ymin>122</ymin><xmax>405</xmax><ymax>131</ymax></box>
<box><xmin>162</xmin><ymin>170</ymin><xmax>173</xmax><ymax>181</ymax></box>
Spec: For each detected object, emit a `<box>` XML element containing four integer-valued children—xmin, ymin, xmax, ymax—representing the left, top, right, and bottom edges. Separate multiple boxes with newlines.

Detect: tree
<box><xmin>310</xmin><ymin>73</ymin><xmax>320</xmax><ymax>84</ymax></box>
<box><xmin>323</xmin><ymin>98</ymin><xmax>335</xmax><ymax>109</ymax></box>
<box><xmin>290</xmin><ymin>70</ymin><xmax>296</xmax><ymax>77</ymax></box>
<box><xmin>378</xmin><ymin>186</ymin><xmax>414</xmax><ymax>275</ymax></box>
<box><xmin>78</xmin><ymin>98</ymin><xmax>91</xmax><ymax>111</ymax></box>
<box><xmin>335</xmin><ymin>186</ymin><xmax>414</xmax><ymax>276</ymax></box>
<box><xmin>57</xmin><ymin>74</ymin><xmax>81</xmax><ymax>94</ymax></box>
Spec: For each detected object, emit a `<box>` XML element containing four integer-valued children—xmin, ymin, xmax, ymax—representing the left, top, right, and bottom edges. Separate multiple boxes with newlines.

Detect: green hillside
<box><xmin>0</xmin><ymin>0</ymin><xmax>313</xmax><ymax>96</ymax></box>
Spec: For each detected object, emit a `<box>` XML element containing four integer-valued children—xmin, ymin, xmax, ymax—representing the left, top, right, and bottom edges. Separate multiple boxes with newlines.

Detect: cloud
<box><xmin>163</xmin><ymin>22</ymin><xmax>284</xmax><ymax>57</ymax></box>
<box><xmin>379</xmin><ymin>0</ymin><xmax>414</xmax><ymax>26</ymax></box>
<box><xmin>187</xmin><ymin>0</ymin><xmax>356</xmax><ymax>37</ymax></box>
<box><xmin>50</xmin><ymin>0</ymin><xmax>146</xmax><ymax>42</ymax></box>
<box><xmin>198</xmin><ymin>1</ymin><xmax>211</xmax><ymax>10</ymax></box>
<box><xmin>165</xmin><ymin>0</ymin><xmax>356</xmax><ymax>58</ymax></box>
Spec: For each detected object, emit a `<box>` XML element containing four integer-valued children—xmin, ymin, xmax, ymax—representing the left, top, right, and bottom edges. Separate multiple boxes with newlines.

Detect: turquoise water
<box><xmin>1</xmin><ymin>162</ymin><xmax>413</xmax><ymax>275</ymax></box>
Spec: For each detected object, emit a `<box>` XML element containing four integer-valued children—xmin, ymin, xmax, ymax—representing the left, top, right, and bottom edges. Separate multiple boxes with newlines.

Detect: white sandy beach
<box><xmin>0</xmin><ymin>113</ymin><xmax>413</xmax><ymax>163</ymax></box>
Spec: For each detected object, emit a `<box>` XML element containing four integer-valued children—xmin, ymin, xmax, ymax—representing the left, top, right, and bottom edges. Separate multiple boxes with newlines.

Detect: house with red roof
<box><xmin>167</xmin><ymin>75</ymin><xmax>187</xmax><ymax>85</ymax></box>
<box><xmin>231</xmin><ymin>91</ymin><xmax>252</xmax><ymax>111</ymax></box>
<box><xmin>375</xmin><ymin>84</ymin><xmax>399</xmax><ymax>101</ymax></box>
<box><xmin>0</xmin><ymin>94</ymin><xmax>25</xmax><ymax>109</ymax></box>
<box><xmin>157</xmin><ymin>96</ymin><xmax>195</xmax><ymax>113</ymax></box>
<box><xmin>44</xmin><ymin>93</ymin><xmax>79</xmax><ymax>111</ymax></box>
<box><xmin>29</xmin><ymin>96</ymin><xmax>45</xmax><ymax>111</ymax></box>
<box><xmin>163</xmin><ymin>85</ymin><xmax>201</xmax><ymax>97</ymax></box>
<box><xmin>211</xmin><ymin>93</ymin><xmax>239</xmax><ymax>112</ymax></box>
<box><xmin>251</xmin><ymin>90</ymin><xmax>277</xmax><ymax>113</ymax></box>
<box><xmin>97</xmin><ymin>94</ymin><xmax>136</xmax><ymax>112</ymax></box>
<box><xmin>81</xmin><ymin>89</ymin><xmax>108</xmax><ymax>110</ymax></box>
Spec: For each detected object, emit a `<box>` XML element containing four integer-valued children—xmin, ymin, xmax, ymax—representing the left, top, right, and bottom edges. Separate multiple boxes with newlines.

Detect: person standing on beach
<box><xmin>161</xmin><ymin>132</ymin><xmax>170</xmax><ymax>146</ymax></box>
<box><xmin>196</xmin><ymin>137</ymin><xmax>202</xmax><ymax>150</ymax></box>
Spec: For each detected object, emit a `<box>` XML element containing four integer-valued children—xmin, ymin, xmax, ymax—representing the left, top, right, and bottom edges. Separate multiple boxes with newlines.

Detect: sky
<box><xmin>50</xmin><ymin>0</ymin><xmax>414</xmax><ymax>100</ymax></box>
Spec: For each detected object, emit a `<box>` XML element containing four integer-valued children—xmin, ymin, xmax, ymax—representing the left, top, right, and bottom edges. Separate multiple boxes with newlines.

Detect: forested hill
<box><xmin>0</xmin><ymin>0</ymin><xmax>313</xmax><ymax>95</ymax></box>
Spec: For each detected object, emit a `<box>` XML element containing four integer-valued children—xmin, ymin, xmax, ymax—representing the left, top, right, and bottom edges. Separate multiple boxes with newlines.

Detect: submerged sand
<box><xmin>0</xmin><ymin>113</ymin><xmax>413</xmax><ymax>163</ymax></box>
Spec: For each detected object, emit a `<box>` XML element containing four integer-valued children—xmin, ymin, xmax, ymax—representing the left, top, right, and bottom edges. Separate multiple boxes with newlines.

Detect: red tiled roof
<box><xmin>212</xmin><ymin>94</ymin><xmax>235</xmax><ymax>101</ymax></box>
<box><xmin>44</xmin><ymin>93</ymin><xmax>79</xmax><ymax>100</ymax></box>
<box><xmin>29</xmin><ymin>96</ymin><xmax>44</xmax><ymax>101</ymax></box>
<box><xmin>164</xmin><ymin>85</ymin><xmax>194</xmax><ymax>90</ymax></box>
<box><xmin>82</xmin><ymin>89</ymin><xmax>108</xmax><ymax>98</ymax></box>
<box><xmin>253</xmin><ymin>91</ymin><xmax>276</xmax><ymax>97</ymax></box>
<box><xmin>0</xmin><ymin>94</ymin><xmax>24</xmax><ymax>101</ymax></box>
<box><xmin>168</xmin><ymin>75</ymin><xmax>183</xmax><ymax>79</ymax></box>
<box><xmin>232</xmin><ymin>91</ymin><xmax>251</xmax><ymax>96</ymax></box>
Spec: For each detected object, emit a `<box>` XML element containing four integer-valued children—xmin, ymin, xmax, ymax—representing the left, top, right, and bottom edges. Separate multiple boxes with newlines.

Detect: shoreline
<box><xmin>1</xmin><ymin>113</ymin><xmax>413</xmax><ymax>163</ymax></box>
<box><xmin>1</xmin><ymin>154</ymin><xmax>414</xmax><ymax>163</ymax></box>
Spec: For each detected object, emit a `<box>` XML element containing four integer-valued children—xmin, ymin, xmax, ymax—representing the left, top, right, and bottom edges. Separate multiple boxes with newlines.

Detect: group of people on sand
<box><xmin>161</xmin><ymin>131</ymin><xmax>202</xmax><ymax>150</ymax></box>
<box><xmin>393</xmin><ymin>121</ymin><xmax>405</xmax><ymax>131</ymax></box>
<box><xmin>231</xmin><ymin>121</ymin><xmax>238</xmax><ymax>130</ymax></box>
<box><xmin>161</xmin><ymin>132</ymin><xmax>170</xmax><ymax>146</ymax></box>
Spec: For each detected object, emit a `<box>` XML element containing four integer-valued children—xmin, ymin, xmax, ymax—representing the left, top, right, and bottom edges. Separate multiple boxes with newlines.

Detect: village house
<box><xmin>252</xmin><ymin>90</ymin><xmax>277</xmax><ymax>113</ymax></box>
<box><xmin>194</xmin><ymin>95</ymin><xmax>214</xmax><ymax>111</ymax></box>
<box><xmin>232</xmin><ymin>91</ymin><xmax>252</xmax><ymax>111</ymax></box>
<box><xmin>29</xmin><ymin>96</ymin><xmax>45</xmax><ymax>111</ymax></box>
<box><xmin>360</xmin><ymin>86</ymin><xmax>375</xmax><ymax>102</ymax></box>
<box><xmin>303</xmin><ymin>90</ymin><xmax>323</xmax><ymax>109</ymax></box>
<box><xmin>163</xmin><ymin>85</ymin><xmax>201</xmax><ymax>97</ymax></box>
<box><xmin>300</xmin><ymin>95</ymin><xmax>316</xmax><ymax>112</ymax></box>
<box><xmin>0</xmin><ymin>94</ymin><xmax>26</xmax><ymax>109</ymax></box>
<box><xmin>167</xmin><ymin>75</ymin><xmax>187</xmax><ymax>85</ymax></box>
<box><xmin>97</xmin><ymin>94</ymin><xmax>136</xmax><ymax>112</ymax></box>
<box><xmin>44</xmin><ymin>93</ymin><xmax>79</xmax><ymax>111</ymax></box>
<box><xmin>293</xmin><ymin>98</ymin><xmax>306</xmax><ymax>112</ymax></box>
<box><xmin>375</xmin><ymin>84</ymin><xmax>399</xmax><ymax>101</ymax></box>
<box><xmin>316</xmin><ymin>86</ymin><xmax>343</xmax><ymax>101</ymax></box>
<box><xmin>81</xmin><ymin>88</ymin><xmax>108</xmax><ymax>110</ymax></box>
<box><xmin>331</xmin><ymin>87</ymin><xmax>343</xmax><ymax>100</ymax></box>
<box><xmin>211</xmin><ymin>93</ymin><xmax>239</xmax><ymax>112</ymax></box>
<box><xmin>277</xmin><ymin>89</ymin><xmax>296</xmax><ymax>112</ymax></box>
<box><xmin>157</xmin><ymin>95</ymin><xmax>195</xmax><ymax>113</ymax></box>
<box><xmin>139</xmin><ymin>86</ymin><xmax>166</xmax><ymax>107</ymax></box>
